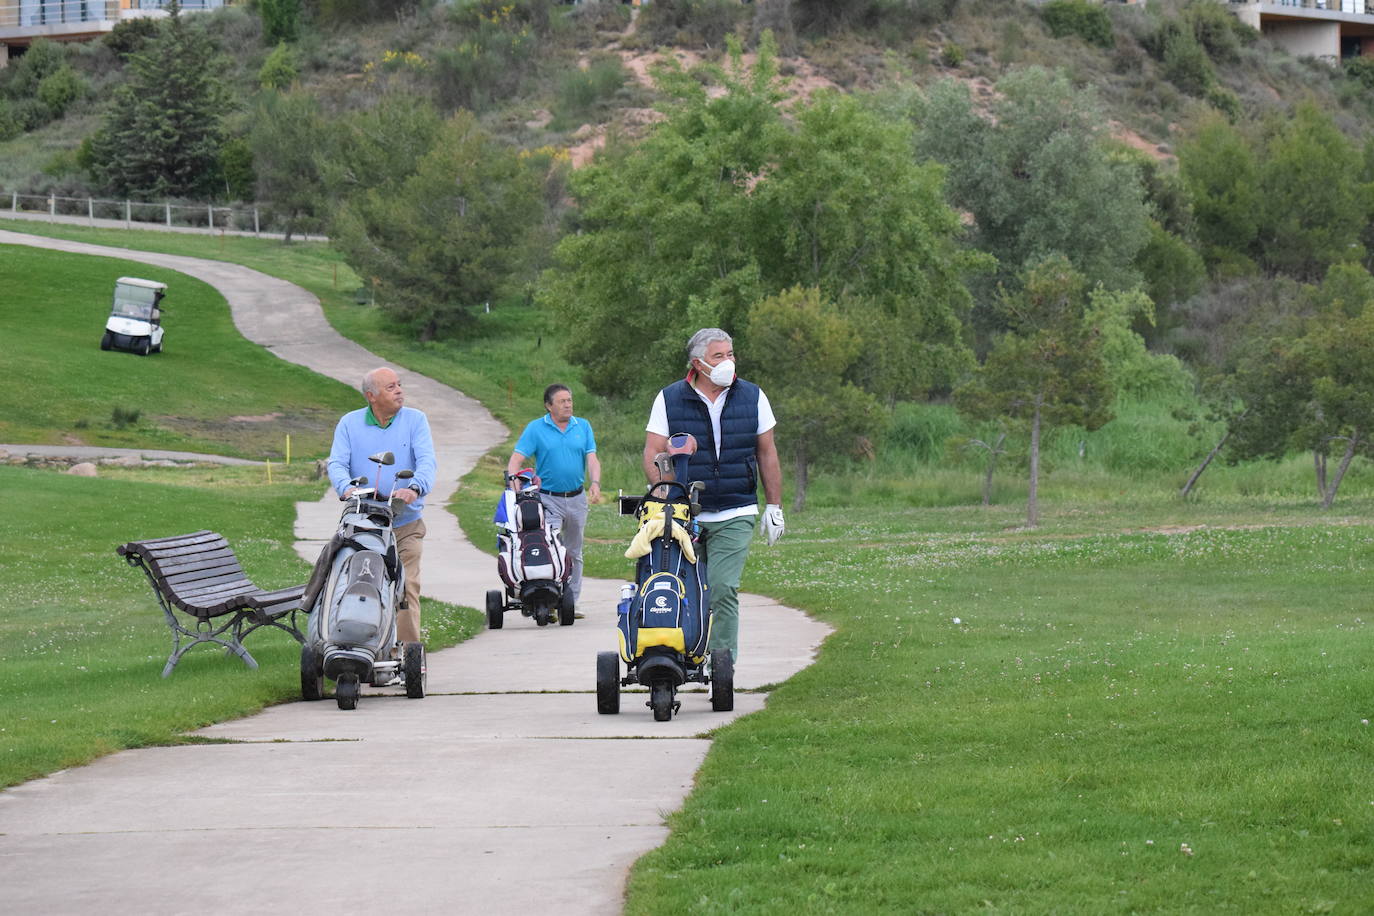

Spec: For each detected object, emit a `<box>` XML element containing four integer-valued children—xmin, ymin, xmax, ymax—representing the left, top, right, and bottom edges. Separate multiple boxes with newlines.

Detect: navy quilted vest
<box><xmin>661</xmin><ymin>378</ymin><xmax>761</xmax><ymax>512</ymax></box>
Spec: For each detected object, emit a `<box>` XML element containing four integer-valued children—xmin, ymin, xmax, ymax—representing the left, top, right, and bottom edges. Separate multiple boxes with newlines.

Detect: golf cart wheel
<box><xmin>136</xmin><ymin>336</ymin><xmax>151</xmax><ymax>357</ymax></box>
<box><xmin>558</xmin><ymin>590</ymin><xmax>575</xmax><ymax>627</ymax></box>
<box><xmin>300</xmin><ymin>643</ymin><xmax>324</xmax><ymax>701</ymax></box>
<box><xmin>404</xmin><ymin>642</ymin><xmax>426</xmax><ymax>699</ymax></box>
<box><xmin>710</xmin><ymin>648</ymin><xmax>735</xmax><ymax>712</ymax></box>
<box><xmin>152</xmin><ymin>340</ymin><xmax>162</xmax><ymax>353</ymax></box>
<box><xmin>649</xmin><ymin>680</ymin><xmax>674</xmax><ymax>722</ymax></box>
<box><xmin>100</xmin><ymin>331</ymin><xmax>113</xmax><ymax>351</ymax></box>
<box><xmin>335</xmin><ymin>674</ymin><xmax>360</xmax><ymax>710</ymax></box>
<box><xmin>596</xmin><ymin>651</ymin><xmax>620</xmax><ymax>715</ymax></box>
<box><xmin>485</xmin><ymin>589</ymin><xmax>504</xmax><ymax>629</ymax></box>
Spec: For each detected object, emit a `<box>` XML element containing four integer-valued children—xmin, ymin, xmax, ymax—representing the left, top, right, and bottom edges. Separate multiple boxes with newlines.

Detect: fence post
<box><xmin>124</xmin><ymin>200</ymin><xmax>130</xmax><ymax>229</ymax></box>
<box><xmin>88</xmin><ymin>197</ymin><xmax>94</xmax><ymax>226</ymax></box>
<box><xmin>207</xmin><ymin>203</ymin><xmax>214</xmax><ymax>229</ymax></box>
<box><xmin>165</xmin><ymin>202</ymin><xmax>171</xmax><ymax>227</ymax></box>
<box><xmin>10</xmin><ymin>191</ymin><xmax>16</xmax><ymax>212</ymax></box>
<box><xmin>253</xmin><ymin>208</ymin><xmax>259</xmax><ymax>236</ymax></box>
<box><xmin>48</xmin><ymin>193</ymin><xmax>55</xmax><ymax>221</ymax></box>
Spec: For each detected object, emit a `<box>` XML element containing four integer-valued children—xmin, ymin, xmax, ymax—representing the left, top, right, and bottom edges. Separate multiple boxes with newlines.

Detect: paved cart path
<box><xmin>0</xmin><ymin>230</ymin><xmax>832</xmax><ymax>914</ymax></box>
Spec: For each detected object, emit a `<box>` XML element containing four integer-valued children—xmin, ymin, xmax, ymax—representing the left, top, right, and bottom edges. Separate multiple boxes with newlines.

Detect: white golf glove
<box><xmin>762</xmin><ymin>504</ymin><xmax>785</xmax><ymax>546</ymax></box>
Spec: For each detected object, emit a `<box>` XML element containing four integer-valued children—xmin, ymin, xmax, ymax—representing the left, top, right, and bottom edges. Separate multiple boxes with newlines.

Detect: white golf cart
<box><xmin>100</xmin><ymin>277</ymin><xmax>168</xmax><ymax>356</ymax></box>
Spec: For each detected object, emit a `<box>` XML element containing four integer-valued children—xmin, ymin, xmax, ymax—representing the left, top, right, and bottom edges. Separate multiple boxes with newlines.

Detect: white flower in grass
<box><xmin>1180</xmin><ymin>843</ymin><xmax>1193</xmax><ymax>856</ymax></box>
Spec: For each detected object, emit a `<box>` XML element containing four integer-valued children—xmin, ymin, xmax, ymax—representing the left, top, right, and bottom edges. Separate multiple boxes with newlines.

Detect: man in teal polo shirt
<box><xmin>506</xmin><ymin>383</ymin><xmax>601</xmax><ymax>613</ymax></box>
<box><xmin>327</xmin><ymin>367</ymin><xmax>437</xmax><ymax>647</ymax></box>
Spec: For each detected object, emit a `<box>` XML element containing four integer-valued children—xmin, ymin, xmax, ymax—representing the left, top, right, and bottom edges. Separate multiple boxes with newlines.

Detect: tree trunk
<box><xmin>1322</xmin><ymin>432</ymin><xmax>1360</xmax><ymax>509</ymax></box>
<box><xmin>1027</xmin><ymin>395</ymin><xmax>1042</xmax><ymax>528</ymax></box>
<box><xmin>792</xmin><ymin>445</ymin><xmax>808</xmax><ymax>513</ymax></box>
<box><xmin>982</xmin><ymin>432</ymin><xmax>1006</xmax><ymax>507</ymax></box>
<box><xmin>1180</xmin><ymin>427</ymin><xmax>1232</xmax><ymax>499</ymax></box>
<box><xmin>1314</xmin><ymin>448</ymin><xmax>1327</xmax><ymax>500</ymax></box>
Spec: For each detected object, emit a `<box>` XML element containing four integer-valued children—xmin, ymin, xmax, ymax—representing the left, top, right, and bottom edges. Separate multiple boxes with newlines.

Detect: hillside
<box><xmin>0</xmin><ymin>0</ymin><xmax>1366</xmax><ymax>196</ymax></box>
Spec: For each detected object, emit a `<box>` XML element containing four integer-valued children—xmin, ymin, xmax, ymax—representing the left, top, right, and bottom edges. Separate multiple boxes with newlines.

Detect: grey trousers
<box><xmin>540</xmin><ymin>491</ymin><xmax>587</xmax><ymax>605</ymax></box>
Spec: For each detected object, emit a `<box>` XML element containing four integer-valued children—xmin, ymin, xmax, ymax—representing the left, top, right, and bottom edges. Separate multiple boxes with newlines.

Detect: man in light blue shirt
<box><xmin>507</xmin><ymin>383</ymin><xmax>601</xmax><ymax>611</ymax></box>
<box><xmin>328</xmin><ymin>367</ymin><xmax>437</xmax><ymax>644</ymax></box>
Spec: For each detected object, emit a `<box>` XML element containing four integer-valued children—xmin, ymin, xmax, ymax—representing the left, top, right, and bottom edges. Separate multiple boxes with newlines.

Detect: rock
<box><xmin>68</xmin><ymin>462</ymin><xmax>98</xmax><ymax>477</ymax></box>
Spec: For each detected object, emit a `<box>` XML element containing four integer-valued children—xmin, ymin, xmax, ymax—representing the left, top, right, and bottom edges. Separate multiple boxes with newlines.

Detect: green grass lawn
<box><xmin>0</xmin><ymin>241</ymin><xmax>360</xmax><ymax>459</ymax></box>
<box><xmin>5</xmin><ymin>218</ymin><xmax>1371</xmax><ymax>911</ymax></box>
<box><xmin>612</xmin><ymin>501</ymin><xmax>1374</xmax><ymax>913</ymax></box>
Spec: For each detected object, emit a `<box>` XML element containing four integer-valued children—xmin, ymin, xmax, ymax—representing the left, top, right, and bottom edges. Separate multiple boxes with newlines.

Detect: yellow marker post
<box><xmin>286</xmin><ymin>434</ymin><xmax>291</xmax><ymax>465</ymax></box>
<box><xmin>266</xmin><ymin>459</ymin><xmax>273</xmax><ymax>485</ymax></box>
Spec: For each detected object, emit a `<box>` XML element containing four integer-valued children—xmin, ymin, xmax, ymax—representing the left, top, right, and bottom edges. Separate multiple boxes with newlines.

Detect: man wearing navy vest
<box><xmin>507</xmin><ymin>383</ymin><xmax>602</xmax><ymax>613</ymax></box>
<box><xmin>643</xmin><ymin>328</ymin><xmax>784</xmax><ymax>661</ymax></box>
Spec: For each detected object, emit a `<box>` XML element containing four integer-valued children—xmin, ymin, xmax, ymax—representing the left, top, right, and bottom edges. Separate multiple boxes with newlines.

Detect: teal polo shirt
<box><xmin>513</xmin><ymin>414</ymin><xmax>596</xmax><ymax>492</ymax></box>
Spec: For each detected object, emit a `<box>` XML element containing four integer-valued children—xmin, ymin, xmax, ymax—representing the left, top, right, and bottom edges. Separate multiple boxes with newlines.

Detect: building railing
<box><xmin>1</xmin><ymin>189</ymin><xmax>325</xmax><ymax>240</ymax></box>
<box><xmin>0</xmin><ymin>1</ymin><xmax>221</xmax><ymax>31</ymax></box>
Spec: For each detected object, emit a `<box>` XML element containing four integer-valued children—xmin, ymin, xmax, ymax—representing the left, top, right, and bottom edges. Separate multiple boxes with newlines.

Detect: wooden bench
<box><xmin>116</xmin><ymin>530</ymin><xmax>307</xmax><ymax>677</ymax></box>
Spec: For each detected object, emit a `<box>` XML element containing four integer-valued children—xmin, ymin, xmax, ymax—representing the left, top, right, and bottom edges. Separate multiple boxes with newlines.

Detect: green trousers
<box><xmin>699</xmin><ymin>515</ymin><xmax>757</xmax><ymax>660</ymax></box>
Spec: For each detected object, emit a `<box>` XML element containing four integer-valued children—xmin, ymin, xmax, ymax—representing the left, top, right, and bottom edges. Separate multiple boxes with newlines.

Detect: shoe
<box><xmin>574</xmin><ymin>611</ymin><xmax>585</xmax><ymax>619</ymax></box>
<box><xmin>383</xmin><ymin>674</ymin><xmax>403</xmax><ymax>687</ymax></box>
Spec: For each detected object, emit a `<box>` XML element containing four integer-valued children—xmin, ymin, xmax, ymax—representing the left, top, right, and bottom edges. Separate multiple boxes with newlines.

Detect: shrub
<box><xmin>37</xmin><ymin>66</ymin><xmax>86</xmax><ymax>117</ymax></box>
<box><xmin>1161</xmin><ymin>28</ymin><xmax>1214</xmax><ymax>96</ymax></box>
<box><xmin>1041</xmin><ymin>0</ymin><xmax>1115</xmax><ymax>49</ymax></box>
<box><xmin>258</xmin><ymin>41</ymin><xmax>299</xmax><ymax>89</ymax></box>
<box><xmin>632</xmin><ymin>0</ymin><xmax>747</xmax><ymax>49</ymax></box>
<box><xmin>218</xmin><ymin>137</ymin><xmax>256</xmax><ymax>201</ymax></box>
<box><xmin>1344</xmin><ymin>56</ymin><xmax>1374</xmax><ymax>90</ymax></box>
<box><xmin>0</xmin><ymin>100</ymin><xmax>21</xmax><ymax>141</ymax></box>
<box><xmin>939</xmin><ymin>41</ymin><xmax>965</xmax><ymax>67</ymax></box>
<box><xmin>2</xmin><ymin>38</ymin><xmax>65</xmax><ymax>99</ymax></box>
<box><xmin>550</xmin><ymin>55</ymin><xmax>627</xmax><ymax>131</ymax></box>
<box><xmin>259</xmin><ymin>0</ymin><xmax>301</xmax><ymax>45</ymax></box>
<box><xmin>103</xmin><ymin>17</ymin><xmax>161</xmax><ymax>60</ymax></box>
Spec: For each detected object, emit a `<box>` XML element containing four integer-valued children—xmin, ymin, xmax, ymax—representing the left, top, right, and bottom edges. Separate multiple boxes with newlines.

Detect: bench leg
<box><xmin>160</xmin><ymin>613</ymin><xmax>260</xmax><ymax>677</ymax></box>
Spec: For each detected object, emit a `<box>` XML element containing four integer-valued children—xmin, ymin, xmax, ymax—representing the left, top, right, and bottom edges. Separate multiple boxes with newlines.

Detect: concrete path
<box><xmin>0</xmin><ymin>230</ymin><xmax>831</xmax><ymax>913</ymax></box>
<box><xmin>0</xmin><ymin>443</ymin><xmax>262</xmax><ymax>466</ymax></box>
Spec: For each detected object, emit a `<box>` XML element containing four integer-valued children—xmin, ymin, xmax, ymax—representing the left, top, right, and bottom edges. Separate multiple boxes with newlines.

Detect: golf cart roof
<box><xmin>116</xmin><ymin>277</ymin><xmax>167</xmax><ymax>292</ymax></box>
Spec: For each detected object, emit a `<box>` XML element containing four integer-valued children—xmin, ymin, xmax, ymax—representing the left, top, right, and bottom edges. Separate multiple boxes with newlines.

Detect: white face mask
<box><xmin>701</xmin><ymin>358</ymin><xmax>735</xmax><ymax>387</ymax></box>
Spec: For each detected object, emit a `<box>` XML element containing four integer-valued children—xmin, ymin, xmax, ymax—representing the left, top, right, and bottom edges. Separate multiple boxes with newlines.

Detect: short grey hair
<box><xmin>361</xmin><ymin>368</ymin><xmax>390</xmax><ymax>397</ymax></box>
<box><xmin>686</xmin><ymin>328</ymin><xmax>732</xmax><ymax>368</ymax></box>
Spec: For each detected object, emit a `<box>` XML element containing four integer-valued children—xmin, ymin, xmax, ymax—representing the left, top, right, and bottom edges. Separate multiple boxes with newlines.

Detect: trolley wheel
<box><xmin>404</xmin><ymin>642</ymin><xmax>426</xmax><ymax>699</ymax></box>
<box><xmin>710</xmin><ymin>648</ymin><xmax>735</xmax><ymax>712</ymax></box>
<box><xmin>558</xmin><ymin>590</ymin><xmax>575</xmax><ymax>627</ymax></box>
<box><xmin>100</xmin><ymin>331</ymin><xmax>113</xmax><ymax>351</ymax></box>
<box><xmin>649</xmin><ymin>680</ymin><xmax>675</xmax><ymax>722</ymax></box>
<box><xmin>300</xmin><ymin>643</ymin><xmax>324</xmax><ymax>701</ymax></box>
<box><xmin>335</xmin><ymin>673</ymin><xmax>360</xmax><ymax>710</ymax></box>
<box><xmin>535</xmin><ymin>606</ymin><xmax>550</xmax><ymax>627</ymax></box>
<box><xmin>486</xmin><ymin>589</ymin><xmax>504</xmax><ymax>629</ymax></box>
<box><xmin>596</xmin><ymin>651</ymin><xmax>620</xmax><ymax>714</ymax></box>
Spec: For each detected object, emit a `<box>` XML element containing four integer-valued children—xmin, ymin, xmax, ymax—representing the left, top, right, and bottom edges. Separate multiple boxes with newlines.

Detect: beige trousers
<box><xmin>395</xmin><ymin>518</ymin><xmax>426</xmax><ymax>644</ymax></box>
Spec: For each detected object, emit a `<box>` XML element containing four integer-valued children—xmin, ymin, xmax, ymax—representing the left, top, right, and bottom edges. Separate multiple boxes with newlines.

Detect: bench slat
<box><xmin>160</xmin><ymin>561</ymin><xmax>250</xmax><ymax>588</ymax></box>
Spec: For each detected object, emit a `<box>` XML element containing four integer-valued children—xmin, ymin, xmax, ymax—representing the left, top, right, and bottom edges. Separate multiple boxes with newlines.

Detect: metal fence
<box><xmin>1</xmin><ymin>189</ymin><xmax>325</xmax><ymax>240</ymax></box>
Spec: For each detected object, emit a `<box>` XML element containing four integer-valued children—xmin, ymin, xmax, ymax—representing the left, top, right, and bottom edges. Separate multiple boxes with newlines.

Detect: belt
<box><xmin>544</xmin><ymin>487</ymin><xmax>583</xmax><ymax>498</ymax></box>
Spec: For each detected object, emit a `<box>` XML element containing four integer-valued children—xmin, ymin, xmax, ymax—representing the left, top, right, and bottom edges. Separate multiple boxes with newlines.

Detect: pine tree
<box><xmin>88</xmin><ymin>1</ymin><xmax>229</xmax><ymax>200</ymax></box>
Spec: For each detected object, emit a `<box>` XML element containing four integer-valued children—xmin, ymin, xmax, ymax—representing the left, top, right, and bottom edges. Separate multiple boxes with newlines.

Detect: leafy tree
<box><xmin>87</xmin><ymin>2</ymin><xmax>229</xmax><ymax>199</ymax></box>
<box><xmin>917</xmin><ymin>68</ymin><xmax>1151</xmax><ymax>310</ymax></box>
<box><xmin>1177</xmin><ymin>111</ymin><xmax>1260</xmax><ymax>274</ymax></box>
<box><xmin>542</xmin><ymin>32</ymin><xmax>979</xmax><ymax>400</ymax></box>
<box><xmin>259</xmin><ymin>0</ymin><xmax>301</xmax><ymax>45</ymax></box>
<box><xmin>330</xmin><ymin>109</ymin><xmax>543</xmax><ymax>339</ymax></box>
<box><xmin>745</xmin><ymin>286</ymin><xmax>884</xmax><ymax>511</ymax></box>
<box><xmin>1254</xmin><ymin>102</ymin><xmax>1367</xmax><ymax>281</ymax></box>
<box><xmin>218</xmin><ymin>137</ymin><xmax>256</xmax><ymax>201</ymax></box>
<box><xmin>250</xmin><ymin>90</ymin><xmax>326</xmax><ymax>241</ymax></box>
<box><xmin>954</xmin><ymin>257</ymin><xmax>1115</xmax><ymax>527</ymax></box>
<box><xmin>36</xmin><ymin>66</ymin><xmax>86</xmax><ymax>119</ymax></box>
